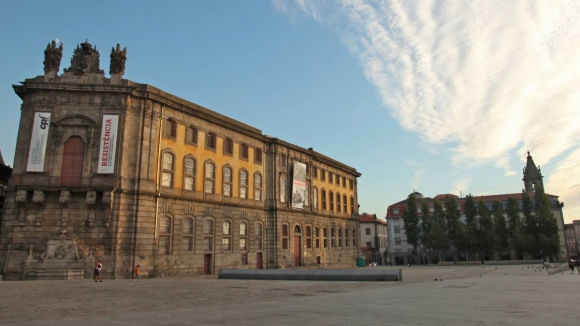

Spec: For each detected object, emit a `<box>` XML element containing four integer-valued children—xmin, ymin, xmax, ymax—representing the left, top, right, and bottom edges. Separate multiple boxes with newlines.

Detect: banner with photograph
<box><xmin>97</xmin><ymin>114</ymin><xmax>119</xmax><ymax>174</ymax></box>
<box><xmin>26</xmin><ymin>112</ymin><xmax>51</xmax><ymax>172</ymax></box>
<box><xmin>292</xmin><ymin>162</ymin><xmax>307</xmax><ymax>209</ymax></box>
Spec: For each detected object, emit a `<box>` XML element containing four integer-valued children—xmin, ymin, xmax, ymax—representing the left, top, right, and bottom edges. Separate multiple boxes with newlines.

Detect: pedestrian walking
<box><xmin>569</xmin><ymin>260</ymin><xmax>575</xmax><ymax>274</ymax></box>
<box><xmin>94</xmin><ymin>260</ymin><xmax>103</xmax><ymax>282</ymax></box>
<box><xmin>134</xmin><ymin>265</ymin><xmax>140</xmax><ymax>279</ymax></box>
<box><xmin>576</xmin><ymin>260</ymin><xmax>580</xmax><ymax>274</ymax></box>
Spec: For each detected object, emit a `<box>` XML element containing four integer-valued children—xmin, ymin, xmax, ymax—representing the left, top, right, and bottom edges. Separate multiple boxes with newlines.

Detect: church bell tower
<box><xmin>522</xmin><ymin>151</ymin><xmax>543</xmax><ymax>192</ymax></box>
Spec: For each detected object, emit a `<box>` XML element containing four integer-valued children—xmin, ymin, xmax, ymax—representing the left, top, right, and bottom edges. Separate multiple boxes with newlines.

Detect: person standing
<box><xmin>94</xmin><ymin>260</ymin><xmax>103</xmax><ymax>282</ymax></box>
<box><xmin>134</xmin><ymin>265</ymin><xmax>141</xmax><ymax>279</ymax></box>
<box><xmin>570</xmin><ymin>260</ymin><xmax>575</xmax><ymax>274</ymax></box>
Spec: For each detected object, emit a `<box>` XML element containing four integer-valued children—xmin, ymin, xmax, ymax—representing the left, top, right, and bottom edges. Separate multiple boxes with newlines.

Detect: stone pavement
<box><xmin>1</xmin><ymin>265</ymin><xmax>578</xmax><ymax>325</ymax></box>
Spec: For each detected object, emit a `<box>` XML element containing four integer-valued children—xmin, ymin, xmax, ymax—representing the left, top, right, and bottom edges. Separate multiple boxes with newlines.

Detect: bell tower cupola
<box><xmin>522</xmin><ymin>151</ymin><xmax>543</xmax><ymax>192</ymax></box>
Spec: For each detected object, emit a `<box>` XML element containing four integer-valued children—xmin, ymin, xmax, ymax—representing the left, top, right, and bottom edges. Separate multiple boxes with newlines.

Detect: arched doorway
<box><xmin>60</xmin><ymin>136</ymin><xmax>85</xmax><ymax>187</ymax></box>
<box><xmin>294</xmin><ymin>225</ymin><xmax>302</xmax><ymax>267</ymax></box>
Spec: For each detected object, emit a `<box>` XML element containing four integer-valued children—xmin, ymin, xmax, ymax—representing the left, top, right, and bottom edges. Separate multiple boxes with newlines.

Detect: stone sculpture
<box><xmin>109</xmin><ymin>44</ymin><xmax>127</xmax><ymax>75</ymax></box>
<box><xmin>43</xmin><ymin>40</ymin><xmax>63</xmax><ymax>73</ymax></box>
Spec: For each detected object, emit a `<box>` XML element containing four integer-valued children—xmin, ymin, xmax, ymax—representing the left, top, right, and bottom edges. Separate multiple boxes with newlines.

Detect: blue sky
<box><xmin>1</xmin><ymin>1</ymin><xmax>579</xmax><ymax>222</ymax></box>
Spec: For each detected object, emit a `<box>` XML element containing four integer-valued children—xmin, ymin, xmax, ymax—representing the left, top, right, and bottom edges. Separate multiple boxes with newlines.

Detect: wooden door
<box><xmin>60</xmin><ymin>136</ymin><xmax>85</xmax><ymax>187</ymax></box>
<box><xmin>256</xmin><ymin>252</ymin><xmax>263</xmax><ymax>269</ymax></box>
<box><xmin>294</xmin><ymin>236</ymin><xmax>301</xmax><ymax>267</ymax></box>
<box><xmin>204</xmin><ymin>254</ymin><xmax>212</xmax><ymax>274</ymax></box>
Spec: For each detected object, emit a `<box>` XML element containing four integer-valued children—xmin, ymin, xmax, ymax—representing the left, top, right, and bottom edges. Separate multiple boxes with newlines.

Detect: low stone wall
<box><xmin>219</xmin><ymin>268</ymin><xmax>402</xmax><ymax>281</ymax></box>
<box><xmin>438</xmin><ymin>262</ymin><xmax>454</xmax><ymax>266</ymax></box>
<box><xmin>456</xmin><ymin>261</ymin><xmax>482</xmax><ymax>266</ymax></box>
<box><xmin>485</xmin><ymin>260</ymin><xmax>543</xmax><ymax>265</ymax></box>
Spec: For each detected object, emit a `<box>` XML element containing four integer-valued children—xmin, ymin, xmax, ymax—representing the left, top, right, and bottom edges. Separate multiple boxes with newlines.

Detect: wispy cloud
<box><xmin>452</xmin><ymin>178</ymin><xmax>470</xmax><ymax>198</ymax></box>
<box><xmin>546</xmin><ymin>148</ymin><xmax>580</xmax><ymax>220</ymax></box>
<box><xmin>411</xmin><ymin>169</ymin><xmax>425</xmax><ymax>189</ymax></box>
<box><xmin>274</xmin><ymin>0</ymin><xmax>580</xmax><ymax>220</ymax></box>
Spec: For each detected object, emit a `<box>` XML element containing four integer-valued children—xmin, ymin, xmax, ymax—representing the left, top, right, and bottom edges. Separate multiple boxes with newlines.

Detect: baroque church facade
<box><xmin>0</xmin><ymin>40</ymin><xmax>361</xmax><ymax>280</ymax></box>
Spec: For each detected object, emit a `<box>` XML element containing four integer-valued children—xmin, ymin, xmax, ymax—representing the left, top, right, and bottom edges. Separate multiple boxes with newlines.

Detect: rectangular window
<box><xmin>183</xmin><ymin>237</ymin><xmax>193</xmax><ymax>251</ymax></box>
<box><xmin>366</xmin><ymin>242</ymin><xmax>372</xmax><ymax>248</ymax></box>
<box><xmin>223</xmin><ymin>238</ymin><xmax>231</xmax><ymax>251</ymax></box>
<box><xmin>203</xmin><ymin>237</ymin><xmax>212</xmax><ymax>250</ymax></box>
<box><xmin>365</xmin><ymin>228</ymin><xmax>371</xmax><ymax>235</ymax></box>
<box><xmin>349</xmin><ymin>179</ymin><xmax>354</xmax><ymax>190</ymax></box>
<box><xmin>241</xmin><ymin>253</ymin><xmax>248</xmax><ymax>265</ymax></box>
<box><xmin>240</xmin><ymin>238</ymin><xmax>247</xmax><ymax>250</ymax></box>
<box><xmin>393</xmin><ymin>208</ymin><xmax>399</xmax><ymax>215</ymax></box>
<box><xmin>395</xmin><ymin>237</ymin><xmax>401</xmax><ymax>245</ymax></box>
<box><xmin>321</xmin><ymin>169</ymin><xmax>325</xmax><ymax>181</ymax></box>
<box><xmin>328</xmin><ymin>172</ymin><xmax>333</xmax><ymax>184</ymax></box>
<box><xmin>313</xmin><ymin>167</ymin><xmax>318</xmax><ymax>178</ymax></box>
<box><xmin>255</xmin><ymin>148</ymin><xmax>263</xmax><ymax>163</ymax></box>
<box><xmin>159</xmin><ymin>237</ymin><xmax>169</xmax><ymax>254</ymax></box>
<box><xmin>282</xmin><ymin>238</ymin><xmax>288</xmax><ymax>250</ymax></box>
<box><xmin>280</xmin><ymin>154</ymin><xmax>287</xmax><ymax>167</ymax></box>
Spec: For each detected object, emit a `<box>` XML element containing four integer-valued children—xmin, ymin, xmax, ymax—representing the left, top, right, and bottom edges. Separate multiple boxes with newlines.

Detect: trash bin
<box><xmin>357</xmin><ymin>256</ymin><xmax>366</xmax><ymax>267</ymax></box>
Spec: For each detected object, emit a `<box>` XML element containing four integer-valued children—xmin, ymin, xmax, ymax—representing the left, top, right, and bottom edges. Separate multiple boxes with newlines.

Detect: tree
<box><xmin>429</xmin><ymin>200</ymin><xmax>450</xmax><ymax>262</ymax></box>
<box><xmin>521</xmin><ymin>190</ymin><xmax>539</xmax><ymax>257</ymax></box>
<box><xmin>403</xmin><ymin>194</ymin><xmax>421</xmax><ymax>264</ymax></box>
<box><xmin>477</xmin><ymin>199</ymin><xmax>494</xmax><ymax>263</ymax></box>
<box><xmin>444</xmin><ymin>196</ymin><xmax>463</xmax><ymax>263</ymax></box>
<box><xmin>491</xmin><ymin>200</ymin><xmax>509</xmax><ymax>260</ymax></box>
<box><xmin>463</xmin><ymin>195</ymin><xmax>479</xmax><ymax>261</ymax></box>
<box><xmin>419</xmin><ymin>201</ymin><xmax>432</xmax><ymax>263</ymax></box>
<box><xmin>505</xmin><ymin>197</ymin><xmax>526</xmax><ymax>259</ymax></box>
<box><xmin>533</xmin><ymin>186</ymin><xmax>560</xmax><ymax>261</ymax></box>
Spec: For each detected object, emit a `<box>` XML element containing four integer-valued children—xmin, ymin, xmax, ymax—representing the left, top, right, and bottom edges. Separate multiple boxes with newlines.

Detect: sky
<box><xmin>0</xmin><ymin>1</ymin><xmax>579</xmax><ymax>223</ymax></box>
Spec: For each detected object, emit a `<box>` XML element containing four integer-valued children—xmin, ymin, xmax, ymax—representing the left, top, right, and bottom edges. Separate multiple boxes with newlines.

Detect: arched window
<box><xmin>223</xmin><ymin>165</ymin><xmax>232</xmax><ymax>197</ymax></box>
<box><xmin>254</xmin><ymin>173</ymin><xmax>262</xmax><ymax>201</ymax></box>
<box><xmin>164</xmin><ymin>118</ymin><xmax>176</xmax><ymax>138</ymax></box>
<box><xmin>60</xmin><ymin>136</ymin><xmax>85</xmax><ymax>187</ymax></box>
<box><xmin>159</xmin><ymin>216</ymin><xmax>172</xmax><ymax>254</ymax></box>
<box><xmin>222</xmin><ymin>220</ymin><xmax>232</xmax><ymax>251</ymax></box>
<box><xmin>329</xmin><ymin>190</ymin><xmax>334</xmax><ymax>212</ymax></box>
<box><xmin>204</xmin><ymin>162</ymin><xmax>215</xmax><ymax>194</ymax></box>
<box><xmin>321</xmin><ymin>189</ymin><xmax>326</xmax><ymax>210</ymax></box>
<box><xmin>281</xmin><ymin>224</ymin><xmax>289</xmax><ymax>250</ymax></box>
<box><xmin>184</xmin><ymin>156</ymin><xmax>196</xmax><ymax>191</ymax></box>
<box><xmin>255</xmin><ymin>222</ymin><xmax>263</xmax><ymax>250</ymax></box>
<box><xmin>336</xmin><ymin>193</ymin><xmax>341</xmax><ymax>213</ymax></box>
<box><xmin>224</xmin><ymin>137</ymin><xmax>233</xmax><ymax>155</ymax></box>
<box><xmin>162</xmin><ymin>152</ymin><xmax>174</xmax><ymax>188</ymax></box>
<box><xmin>203</xmin><ymin>219</ymin><xmax>214</xmax><ymax>251</ymax></box>
<box><xmin>313</xmin><ymin>187</ymin><xmax>318</xmax><ymax>209</ymax></box>
<box><xmin>183</xmin><ymin>218</ymin><xmax>194</xmax><ymax>251</ymax></box>
<box><xmin>240</xmin><ymin>143</ymin><xmax>249</xmax><ymax>159</ymax></box>
<box><xmin>239</xmin><ymin>169</ymin><xmax>248</xmax><ymax>199</ymax></box>
<box><xmin>280</xmin><ymin>175</ymin><xmax>287</xmax><ymax>203</ymax></box>
<box><xmin>343</xmin><ymin>194</ymin><xmax>347</xmax><ymax>213</ymax></box>
<box><xmin>306</xmin><ymin>225</ymin><xmax>312</xmax><ymax>249</ymax></box>
<box><xmin>186</xmin><ymin>126</ymin><xmax>198</xmax><ymax>145</ymax></box>
<box><xmin>206</xmin><ymin>132</ymin><xmax>217</xmax><ymax>150</ymax></box>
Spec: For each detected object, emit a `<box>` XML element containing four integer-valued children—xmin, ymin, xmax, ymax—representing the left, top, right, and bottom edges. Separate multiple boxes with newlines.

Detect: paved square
<box><xmin>1</xmin><ymin>265</ymin><xmax>578</xmax><ymax>325</ymax></box>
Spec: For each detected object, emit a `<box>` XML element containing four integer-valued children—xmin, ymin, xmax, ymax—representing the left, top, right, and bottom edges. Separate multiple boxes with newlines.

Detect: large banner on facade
<box><xmin>97</xmin><ymin>114</ymin><xmax>119</xmax><ymax>174</ymax></box>
<box><xmin>26</xmin><ymin>112</ymin><xmax>51</xmax><ymax>172</ymax></box>
<box><xmin>292</xmin><ymin>162</ymin><xmax>307</xmax><ymax>209</ymax></box>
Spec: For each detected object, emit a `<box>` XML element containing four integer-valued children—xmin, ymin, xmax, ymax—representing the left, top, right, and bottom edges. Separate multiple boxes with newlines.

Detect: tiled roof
<box><xmin>359</xmin><ymin>214</ymin><xmax>387</xmax><ymax>224</ymax></box>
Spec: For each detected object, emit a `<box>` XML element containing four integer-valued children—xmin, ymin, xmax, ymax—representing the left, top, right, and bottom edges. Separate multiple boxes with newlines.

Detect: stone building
<box><xmin>565</xmin><ymin>220</ymin><xmax>580</xmax><ymax>259</ymax></box>
<box><xmin>386</xmin><ymin>152</ymin><xmax>567</xmax><ymax>265</ymax></box>
<box><xmin>0</xmin><ymin>40</ymin><xmax>361</xmax><ymax>280</ymax></box>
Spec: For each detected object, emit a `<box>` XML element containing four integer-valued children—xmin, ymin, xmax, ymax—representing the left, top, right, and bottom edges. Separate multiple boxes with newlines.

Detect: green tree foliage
<box><xmin>419</xmin><ymin>201</ymin><xmax>432</xmax><ymax>261</ymax></box>
<box><xmin>491</xmin><ymin>200</ymin><xmax>509</xmax><ymax>259</ymax></box>
<box><xmin>505</xmin><ymin>197</ymin><xmax>526</xmax><ymax>259</ymax></box>
<box><xmin>403</xmin><ymin>194</ymin><xmax>421</xmax><ymax>261</ymax></box>
<box><xmin>444</xmin><ymin>196</ymin><xmax>464</xmax><ymax>262</ymax></box>
<box><xmin>521</xmin><ymin>190</ymin><xmax>539</xmax><ymax>257</ymax></box>
<box><xmin>477</xmin><ymin>199</ymin><xmax>494</xmax><ymax>262</ymax></box>
<box><xmin>429</xmin><ymin>200</ymin><xmax>450</xmax><ymax>261</ymax></box>
<box><xmin>463</xmin><ymin>195</ymin><xmax>479</xmax><ymax>261</ymax></box>
<box><xmin>533</xmin><ymin>186</ymin><xmax>560</xmax><ymax>260</ymax></box>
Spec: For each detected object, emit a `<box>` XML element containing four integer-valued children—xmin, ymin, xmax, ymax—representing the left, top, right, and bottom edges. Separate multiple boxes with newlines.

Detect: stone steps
<box><xmin>26</xmin><ymin>269</ymin><xmax>85</xmax><ymax>280</ymax></box>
